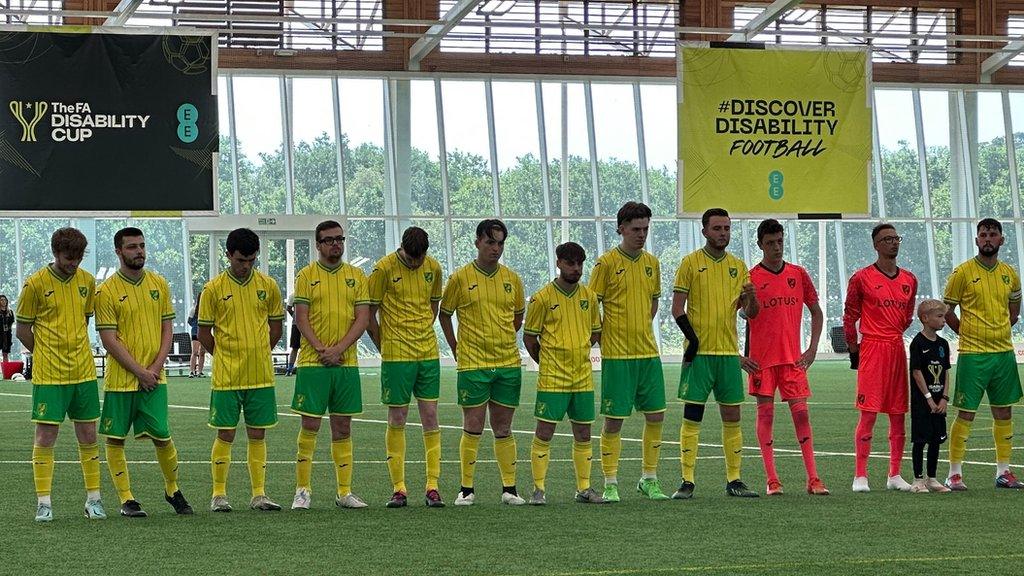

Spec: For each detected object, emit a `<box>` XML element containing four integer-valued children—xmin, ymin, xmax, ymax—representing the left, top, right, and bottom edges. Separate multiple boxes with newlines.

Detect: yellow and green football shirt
<box><xmin>16</xmin><ymin>266</ymin><xmax>97</xmax><ymax>385</ymax></box>
<box><xmin>440</xmin><ymin>261</ymin><xmax>526</xmax><ymax>371</ymax></box>
<box><xmin>198</xmin><ymin>269</ymin><xmax>285</xmax><ymax>390</ymax></box>
<box><xmin>589</xmin><ymin>246</ymin><xmax>661</xmax><ymax>359</ymax></box>
<box><xmin>95</xmin><ymin>270</ymin><xmax>175</xmax><ymax>392</ymax></box>
<box><xmin>367</xmin><ymin>251</ymin><xmax>443</xmax><ymax>362</ymax></box>
<box><xmin>672</xmin><ymin>248</ymin><xmax>749</xmax><ymax>355</ymax></box>
<box><xmin>293</xmin><ymin>260</ymin><xmax>370</xmax><ymax>368</ymax></box>
<box><xmin>944</xmin><ymin>257</ymin><xmax>1023</xmax><ymax>353</ymax></box>
<box><xmin>524</xmin><ymin>281</ymin><xmax>601</xmax><ymax>392</ymax></box>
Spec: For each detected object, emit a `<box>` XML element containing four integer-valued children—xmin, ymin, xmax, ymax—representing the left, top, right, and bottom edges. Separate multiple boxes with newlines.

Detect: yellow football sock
<box><xmin>994</xmin><ymin>418</ymin><xmax>1013</xmax><ymax>465</ymax></box>
<box><xmin>32</xmin><ymin>445</ymin><xmax>54</xmax><ymax>497</ymax></box>
<box><xmin>459</xmin><ymin>431</ymin><xmax>481</xmax><ymax>488</ymax></box>
<box><xmin>385</xmin><ymin>425</ymin><xmax>407</xmax><ymax>493</ymax></box>
<box><xmin>105</xmin><ymin>442</ymin><xmax>133</xmax><ymax>503</ymax></box>
<box><xmin>248</xmin><ymin>438</ymin><xmax>268</xmax><ymax>498</ymax></box>
<box><xmin>154</xmin><ymin>441</ymin><xmax>180</xmax><ymax>497</ymax></box>
<box><xmin>600</xmin><ymin>430</ymin><xmax>621</xmax><ymax>482</ymax></box>
<box><xmin>573</xmin><ymin>440</ymin><xmax>593</xmax><ymax>492</ymax></box>
<box><xmin>494</xmin><ymin>435</ymin><xmax>518</xmax><ymax>488</ymax></box>
<box><xmin>211</xmin><ymin>438</ymin><xmax>232</xmax><ymax>497</ymax></box>
<box><xmin>642</xmin><ymin>419</ymin><xmax>664</xmax><ymax>477</ymax></box>
<box><xmin>296</xmin><ymin>428</ymin><xmax>318</xmax><ymax>491</ymax></box>
<box><xmin>78</xmin><ymin>442</ymin><xmax>101</xmax><ymax>493</ymax></box>
<box><xmin>332</xmin><ymin>437</ymin><xmax>353</xmax><ymax>497</ymax></box>
<box><xmin>531</xmin><ymin>437</ymin><xmax>551</xmax><ymax>492</ymax></box>
<box><xmin>423</xmin><ymin>429</ymin><xmax>441</xmax><ymax>492</ymax></box>
<box><xmin>680</xmin><ymin>419</ymin><xmax>700</xmax><ymax>482</ymax></box>
<box><xmin>722</xmin><ymin>421</ymin><xmax>743</xmax><ymax>482</ymax></box>
<box><xmin>949</xmin><ymin>416</ymin><xmax>973</xmax><ymax>465</ymax></box>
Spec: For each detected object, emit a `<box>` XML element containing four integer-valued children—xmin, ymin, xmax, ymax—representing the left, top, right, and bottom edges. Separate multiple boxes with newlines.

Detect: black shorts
<box><xmin>911</xmin><ymin>403</ymin><xmax>947</xmax><ymax>444</ymax></box>
<box><xmin>0</xmin><ymin>331</ymin><xmax>11</xmax><ymax>353</ymax></box>
<box><xmin>289</xmin><ymin>324</ymin><xmax>301</xmax><ymax>350</ymax></box>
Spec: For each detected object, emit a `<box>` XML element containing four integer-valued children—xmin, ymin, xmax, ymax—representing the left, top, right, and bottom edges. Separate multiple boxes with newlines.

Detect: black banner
<box><xmin>0</xmin><ymin>30</ymin><xmax>218</xmax><ymax>212</ymax></box>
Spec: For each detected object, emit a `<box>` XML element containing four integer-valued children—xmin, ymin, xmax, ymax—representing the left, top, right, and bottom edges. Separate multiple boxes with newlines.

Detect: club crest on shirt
<box><xmin>580</xmin><ymin>299</ymin><xmax>589</xmax><ymax>310</ymax></box>
<box><xmin>901</xmin><ymin>284</ymin><xmax>910</xmax><ymax>295</ymax></box>
<box><xmin>257</xmin><ymin>290</ymin><xmax>267</xmax><ymax>301</ymax></box>
<box><xmin>424</xmin><ymin>272</ymin><xmax>434</xmax><ymax>283</ymax></box>
<box><xmin>503</xmin><ymin>283</ymin><xmax>512</xmax><ymax>293</ymax></box>
<box><xmin>645</xmin><ymin>266</ymin><xmax>653</xmax><ymax>277</ymax></box>
<box><xmin>346</xmin><ymin>278</ymin><xmax>356</xmax><ymax>288</ymax></box>
<box><xmin>1003</xmin><ymin>275</ymin><xmax>1011</xmax><ymax>285</ymax></box>
<box><xmin>78</xmin><ymin>286</ymin><xmax>88</xmax><ymax>297</ymax></box>
<box><xmin>729</xmin><ymin>268</ymin><xmax>737</xmax><ymax>278</ymax></box>
<box><xmin>787</xmin><ymin>278</ymin><xmax>796</xmax><ymax>289</ymax></box>
<box><xmin>150</xmin><ymin>290</ymin><xmax>159</xmax><ymax>300</ymax></box>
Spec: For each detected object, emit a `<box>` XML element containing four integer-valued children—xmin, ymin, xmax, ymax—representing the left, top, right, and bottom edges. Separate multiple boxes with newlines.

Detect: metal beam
<box><xmin>727</xmin><ymin>0</ymin><xmax>801</xmax><ymax>42</ymax></box>
<box><xmin>104</xmin><ymin>0</ymin><xmax>144</xmax><ymax>27</ymax></box>
<box><xmin>980</xmin><ymin>39</ymin><xmax>1024</xmax><ymax>83</ymax></box>
<box><xmin>408</xmin><ymin>0</ymin><xmax>483</xmax><ymax>70</ymax></box>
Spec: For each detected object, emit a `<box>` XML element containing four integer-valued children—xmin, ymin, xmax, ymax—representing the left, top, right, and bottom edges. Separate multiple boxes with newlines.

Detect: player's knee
<box><xmin>106</xmin><ymin>437</ymin><xmax>126</xmax><ymax>447</ymax></box>
<box><xmin>683</xmin><ymin>403</ymin><xmax>705</xmax><ymax>423</ymax></box>
<box><xmin>644</xmin><ymin>411</ymin><xmax>664</xmax><ymax>424</ymax></box>
<box><xmin>603</xmin><ymin>417</ymin><xmax>624</xmax><ymax>433</ymax></box>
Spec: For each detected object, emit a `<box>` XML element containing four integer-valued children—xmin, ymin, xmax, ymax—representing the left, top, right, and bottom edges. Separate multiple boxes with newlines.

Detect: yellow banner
<box><xmin>678</xmin><ymin>46</ymin><xmax>872</xmax><ymax>217</ymax></box>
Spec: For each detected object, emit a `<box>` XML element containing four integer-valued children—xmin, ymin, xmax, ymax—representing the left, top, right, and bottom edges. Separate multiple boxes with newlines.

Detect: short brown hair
<box><xmin>917</xmin><ymin>299</ymin><xmax>947</xmax><ymax>321</ymax></box>
<box><xmin>402</xmin><ymin>226</ymin><xmax>429</xmax><ymax>258</ymax></box>
<box><xmin>617</xmin><ymin>202</ymin><xmax>652</xmax><ymax>227</ymax></box>
<box><xmin>51</xmin><ymin>227</ymin><xmax>87</xmax><ymax>259</ymax></box>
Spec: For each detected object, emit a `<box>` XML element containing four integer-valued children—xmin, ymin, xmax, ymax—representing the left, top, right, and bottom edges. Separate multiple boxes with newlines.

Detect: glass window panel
<box><xmin>651</xmin><ymin>220</ymin><xmax>683</xmax><ymax>355</ymax></box>
<box><xmin>875</xmin><ymin>90</ymin><xmax>922</xmax><ymax>218</ymax></box>
<box><xmin>291</xmin><ymin>78</ymin><xmax>339</xmax><ymax>215</ymax></box>
<box><xmin>793</xmin><ymin>222</ymin><xmax>821</xmax><ymax>347</ymax></box>
<box><xmin>409</xmin><ymin>219</ymin><xmax>448</xmax><ymax>275</ymax></box>
<box><xmin>218</xmin><ymin>75</ymin><xmax>236</xmax><ymax>215</ymax></box>
<box><xmin>339</xmin><ymin>79</ymin><xmax>387</xmax><ymax>217</ymax></box>
<box><xmin>898</xmin><ymin>222</ymin><xmax>933</xmax><ymax>299</ymax></box>
<box><xmin>347</xmin><ymin>220</ymin><xmax>387</xmax><ymax>276</ymax></box>
<box><xmin>824</xmin><ymin>222</ymin><xmax>845</xmax><ymax>335</ymax></box>
<box><xmin>134</xmin><ymin>220</ymin><xmax>190</xmax><ymax>333</ymax></box>
<box><xmin>190</xmin><ymin>233</ymin><xmax>211</xmax><ymax>297</ymax></box>
<box><xmin>410</xmin><ymin>81</ymin><xmax>444</xmax><ymax>216</ymax></box>
<box><xmin>504</xmin><ymin>220</ymin><xmax>552</xmax><ymax>299</ymax></box>
<box><xmin>592</xmin><ymin>83</ymin><xmax>641</xmax><ymax>217</ymax></box>
<box><xmin>494</xmin><ymin>81</ymin><xmax>545</xmax><ymax>216</ymax></box>
<box><xmin>568</xmin><ymin>221</ymin><xmax>600</xmax><ymax>278</ymax></box>
<box><xmin>0</xmin><ymin>220</ymin><xmax>17</xmax><ymax>298</ymax></box>
<box><xmin>233</xmin><ymin>76</ymin><xmax>286</xmax><ymax>214</ymax></box>
<box><xmin>541</xmin><ymin>82</ymin><xmax>563</xmax><ymax>216</ymax></box>
<box><xmin>973</xmin><ymin>92</ymin><xmax>1013</xmax><ymax>219</ymax></box>
<box><xmin>442</xmin><ymin>80</ymin><xmax>494</xmax><ymax>216</ymax></box>
<box><xmin>920</xmin><ymin>91</ymin><xmax>952</xmax><ymax>218</ymax></box>
<box><xmin>640</xmin><ymin>84</ymin><xmax>677</xmax><ymax>216</ymax></box>
<box><xmin>18</xmin><ymin>219</ymin><xmax>71</xmax><ymax>278</ymax></box>
<box><xmin>450</xmin><ymin>220</ymin><xmax>479</xmax><ymax>267</ymax></box>
<box><xmin>542</xmin><ymin>83</ymin><xmax>594</xmax><ymax>218</ymax></box>
<box><xmin>933</xmin><ymin>222</ymin><xmax>954</xmax><ymax>285</ymax></box>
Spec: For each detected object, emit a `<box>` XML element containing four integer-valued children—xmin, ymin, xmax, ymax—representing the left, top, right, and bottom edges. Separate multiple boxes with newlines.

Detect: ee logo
<box><xmin>177</xmin><ymin>103</ymin><xmax>199</xmax><ymax>143</ymax></box>
<box><xmin>768</xmin><ymin>170</ymin><xmax>784</xmax><ymax>201</ymax></box>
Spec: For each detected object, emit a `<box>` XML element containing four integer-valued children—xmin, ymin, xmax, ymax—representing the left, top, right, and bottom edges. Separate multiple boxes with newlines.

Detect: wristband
<box><xmin>924</xmin><ymin>392</ymin><xmax>932</xmax><ymax>399</ymax></box>
<box><xmin>942</xmin><ymin>395</ymin><xmax>950</xmax><ymax>401</ymax></box>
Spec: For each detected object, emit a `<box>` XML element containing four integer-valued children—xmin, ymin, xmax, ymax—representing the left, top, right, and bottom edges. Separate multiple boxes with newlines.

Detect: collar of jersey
<box><xmin>973</xmin><ymin>256</ymin><xmax>999</xmax><ymax>272</ymax></box>
<box><xmin>552</xmin><ymin>280</ymin><xmax>579</xmax><ymax>298</ymax></box>
<box><xmin>615</xmin><ymin>246</ymin><xmax>642</xmax><ymax>262</ymax></box>
<box><xmin>227</xmin><ymin>269</ymin><xmax>254</xmax><ymax>286</ymax></box>
<box><xmin>472</xmin><ymin>261</ymin><xmax>500</xmax><ymax>278</ymax></box>
<box><xmin>700</xmin><ymin>247</ymin><xmax>727</xmax><ymax>263</ymax></box>
<box><xmin>46</xmin><ymin>265</ymin><xmax>75</xmax><ymax>284</ymax></box>
<box><xmin>396</xmin><ymin>250</ymin><xmax>422</xmax><ymax>271</ymax></box>
<box><xmin>757</xmin><ymin>262</ymin><xmax>787</xmax><ymax>275</ymax></box>
<box><xmin>316</xmin><ymin>260</ymin><xmax>344</xmax><ymax>274</ymax></box>
<box><xmin>116</xmin><ymin>270</ymin><xmax>146</xmax><ymax>286</ymax></box>
<box><xmin>871</xmin><ymin>263</ymin><xmax>901</xmax><ymax>280</ymax></box>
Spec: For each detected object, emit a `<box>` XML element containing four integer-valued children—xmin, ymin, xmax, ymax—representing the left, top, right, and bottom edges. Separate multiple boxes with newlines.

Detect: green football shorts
<box><xmin>457</xmin><ymin>367</ymin><xmax>522</xmax><ymax>408</ymax></box>
<box><xmin>534</xmin><ymin>390</ymin><xmax>595</xmax><ymax>423</ymax></box>
<box><xmin>381</xmin><ymin>360</ymin><xmax>441</xmax><ymax>406</ymax></box>
<box><xmin>600</xmin><ymin>357</ymin><xmax>666</xmax><ymax>417</ymax></box>
<box><xmin>209</xmin><ymin>387</ymin><xmax>278</xmax><ymax>429</ymax></box>
<box><xmin>100</xmin><ymin>385</ymin><xmax>170</xmax><ymax>440</ymax></box>
<box><xmin>678</xmin><ymin>355</ymin><xmax>745</xmax><ymax>405</ymax></box>
<box><xmin>31</xmin><ymin>380</ymin><xmax>100</xmax><ymax>425</ymax></box>
<box><xmin>292</xmin><ymin>366</ymin><xmax>362</xmax><ymax>416</ymax></box>
<box><xmin>953</xmin><ymin>351</ymin><xmax>1023</xmax><ymax>411</ymax></box>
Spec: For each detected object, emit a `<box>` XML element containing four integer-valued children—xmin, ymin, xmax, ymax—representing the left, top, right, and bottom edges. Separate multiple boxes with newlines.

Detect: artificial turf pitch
<box><xmin>1</xmin><ymin>360</ymin><xmax>1022</xmax><ymax>575</ymax></box>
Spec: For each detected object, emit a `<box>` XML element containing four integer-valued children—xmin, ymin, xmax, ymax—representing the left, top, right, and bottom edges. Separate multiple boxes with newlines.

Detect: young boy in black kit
<box><xmin>909</xmin><ymin>299</ymin><xmax>953</xmax><ymax>493</ymax></box>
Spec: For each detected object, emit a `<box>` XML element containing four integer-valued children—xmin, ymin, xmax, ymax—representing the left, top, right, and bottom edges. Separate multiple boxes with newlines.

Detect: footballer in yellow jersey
<box><xmin>589</xmin><ymin>202</ymin><xmax>669</xmax><ymax>501</ymax></box>
<box><xmin>943</xmin><ymin>219</ymin><xmax>1024</xmax><ymax>490</ymax></box>
<box><xmin>95</xmin><ymin>228</ymin><xmax>193</xmax><ymax>516</ymax></box>
<box><xmin>366</xmin><ymin>226</ymin><xmax>445</xmax><ymax>508</ymax></box>
<box><xmin>670</xmin><ymin>208</ymin><xmax>760</xmax><ymax>499</ymax></box>
<box><xmin>439</xmin><ymin>220</ymin><xmax>527</xmax><ymax>505</ymax></box>
<box><xmin>524</xmin><ymin>242</ymin><xmax>604</xmax><ymax>504</ymax></box>
<box><xmin>197</xmin><ymin>228</ymin><xmax>285</xmax><ymax>512</ymax></box>
<box><xmin>290</xmin><ymin>221</ymin><xmax>371</xmax><ymax>510</ymax></box>
<box><xmin>17</xmin><ymin>227</ymin><xmax>105</xmax><ymax>521</ymax></box>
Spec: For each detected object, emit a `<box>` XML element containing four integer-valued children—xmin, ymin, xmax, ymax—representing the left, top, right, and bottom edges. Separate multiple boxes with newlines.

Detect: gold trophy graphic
<box><xmin>10</xmin><ymin>100</ymin><xmax>48</xmax><ymax>142</ymax></box>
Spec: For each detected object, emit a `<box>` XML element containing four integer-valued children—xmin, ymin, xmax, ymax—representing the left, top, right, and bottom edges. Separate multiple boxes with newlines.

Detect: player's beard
<box><xmin>979</xmin><ymin>243</ymin><xmax>1000</xmax><ymax>257</ymax></box>
<box><xmin>561</xmin><ymin>272</ymin><xmax>581</xmax><ymax>285</ymax></box>
<box><xmin>122</xmin><ymin>256</ymin><xmax>145</xmax><ymax>271</ymax></box>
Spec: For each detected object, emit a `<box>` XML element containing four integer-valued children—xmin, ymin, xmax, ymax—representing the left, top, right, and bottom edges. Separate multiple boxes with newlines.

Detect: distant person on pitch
<box><xmin>0</xmin><ymin>294</ymin><xmax>13</xmax><ymax>363</ymax></box>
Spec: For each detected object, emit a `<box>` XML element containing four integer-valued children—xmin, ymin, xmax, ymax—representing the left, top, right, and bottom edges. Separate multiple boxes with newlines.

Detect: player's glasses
<box><xmin>318</xmin><ymin>235</ymin><xmax>346</xmax><ymax>245</ymax></box>
<box><xmin>876</xmin><ymin>235</ymin><xmax>902</xmax><ymax>245</ymax></box>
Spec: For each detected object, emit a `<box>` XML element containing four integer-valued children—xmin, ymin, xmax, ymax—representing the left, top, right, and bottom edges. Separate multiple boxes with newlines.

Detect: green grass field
<box><xmin>2</xmin><ymin>360</ymin><xmax>1024</xmax><ymax>575</ymax></box>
